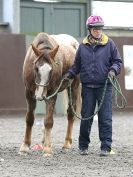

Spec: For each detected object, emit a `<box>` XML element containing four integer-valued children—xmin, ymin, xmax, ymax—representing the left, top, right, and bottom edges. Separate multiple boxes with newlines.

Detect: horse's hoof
<box><xmin>43</xmin><ymin>147</ymin><xmax>53</xmax><ymax>154</ymax></box>
<box><xmin>19</xmin><ymin>143</ymin><xmax>30</xmax><ymax>155</ymax></box>
<box><xmin>62</xmin><ymin>147</ymin><xmax>69</xmax><ymax>151</ymax></box>
<box><xmin>62</xmin><ymin>146</ymin><xmax>71</xmax><ymax>154</ymax></box>
<box><xmin>62</xmin><ymin>144</ymin><xmax>72</xmax><ymax>150</ymax></box>
<box><xmin>43</xmin><ymin>153</ymin><xmax>52</xmax><ymax>157</ymax></box>
<box><xmin>63</xmin><ymin>140</ymin><xmax>72</xmax><ymax>149</ymax></box>
<box><xmin>18</xmin><ymin>151</ymin><xmax>28</xmax><ymax>156</ymax></box>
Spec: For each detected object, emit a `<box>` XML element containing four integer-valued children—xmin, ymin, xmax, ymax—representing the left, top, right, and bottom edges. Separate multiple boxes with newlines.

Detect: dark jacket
<box><xmin>69</xmin><ymin>33</ymin><xmax>122</xmax><ymax>86</ymax></box>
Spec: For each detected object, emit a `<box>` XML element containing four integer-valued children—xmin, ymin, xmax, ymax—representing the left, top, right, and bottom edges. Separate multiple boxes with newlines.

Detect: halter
<box><xmin>33</xmin><ymin>53</ymin><xmax>54</xmax><ymax>87</ymax></box>
<box><xmin>34</xmin><ymin>67</ymin><xmax>53</xmax><ymax>87</ymax></box>
<box><xmin>34</xmin><ymin>55</ymin><xmax>62</xmax><ymax>87</ymax></box>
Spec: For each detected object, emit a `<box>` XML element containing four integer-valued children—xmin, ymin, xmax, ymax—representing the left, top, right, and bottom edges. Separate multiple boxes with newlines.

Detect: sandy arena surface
<box><xmin>0</xmin><ymin>111</ymin><xmax>133</xmax><ymax>177</ymax></box>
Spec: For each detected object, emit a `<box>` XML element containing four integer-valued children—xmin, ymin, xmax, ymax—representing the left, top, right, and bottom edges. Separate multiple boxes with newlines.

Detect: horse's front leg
<box><xmin>42</xmin><ymin>96</ymin><xmax>57</xmax><ymax>156</ymax></box>
<box><xmin>19</xmin><ymin>89</ymin><xmax>36</xmax><ymax>155</ymax></box>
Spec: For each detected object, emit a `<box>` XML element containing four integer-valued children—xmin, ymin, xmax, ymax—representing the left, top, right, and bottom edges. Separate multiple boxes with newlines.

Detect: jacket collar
<box><xmin>83</xmin><ymin>33</ymin><xmax>108</xmax><ymax>45</ymax></box>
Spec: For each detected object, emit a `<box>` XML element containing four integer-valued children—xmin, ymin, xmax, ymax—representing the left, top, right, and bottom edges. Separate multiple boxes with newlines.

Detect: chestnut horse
<box><xmin>19</xmin><ymin>33</ymin><xmax>81</xmax><ymax>156</ymax></box>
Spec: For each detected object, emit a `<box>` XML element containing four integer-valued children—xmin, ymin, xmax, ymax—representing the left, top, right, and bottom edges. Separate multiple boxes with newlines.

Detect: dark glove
<box><xmin>108</xmin><ymin>70</ymin><xmax>115</xmax><ymax>80</ymax></box>
<box><xmin>63</xmin><ymin>73</ymin><xmax>73</xmax><ymax>80</ymax></box>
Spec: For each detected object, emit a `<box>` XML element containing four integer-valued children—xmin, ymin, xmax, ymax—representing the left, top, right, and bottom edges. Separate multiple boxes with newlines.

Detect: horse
<box><xmin>19</xmin><ymin>33</ymin><xmax>81</xmax><ymax>156</ymax></box>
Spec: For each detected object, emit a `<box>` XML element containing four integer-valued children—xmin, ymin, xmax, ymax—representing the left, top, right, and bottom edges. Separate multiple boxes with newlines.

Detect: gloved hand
<box><xmin>63</xmin><ymin>73</ymin><xmax>73</xmax><ymax>80</ymax></box>
<box><xmin>108</xmin><ymin>70</ymin><xmax>115</xmax><ymax>80</ymax></box>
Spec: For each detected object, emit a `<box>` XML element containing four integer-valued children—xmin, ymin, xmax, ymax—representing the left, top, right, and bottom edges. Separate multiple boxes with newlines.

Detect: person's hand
<box><xmin>63</xmin><ymin>73</ymin><xmax>73</xmax><ymax>80</ymax></box>
<box><xmin>108</xmin><ymin>70</ymin><xmax>115</xmax><ymax>80</ymax></box>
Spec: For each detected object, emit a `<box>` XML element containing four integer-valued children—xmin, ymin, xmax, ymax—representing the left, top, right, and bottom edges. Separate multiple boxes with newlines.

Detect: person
<box><xmin>65</xmin><ymin>15</ymin><xmax>122</xmax><ymax>156</ymax></box>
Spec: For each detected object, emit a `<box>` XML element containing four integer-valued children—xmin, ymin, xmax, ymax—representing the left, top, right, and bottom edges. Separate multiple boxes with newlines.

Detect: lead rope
<box><xmin>109</xmin><ymin>77</ymin><xmax>127</xmax><ymax>109</ymax></box>
<box><xmin>42</xmin><ymin>75</ymin><xmax>127</xmax><ymax>118</ymax></box>
<box><xmin>68</xmin><ymin>76</ymin><xmax>127</xmax><ymax>120</ymax></box>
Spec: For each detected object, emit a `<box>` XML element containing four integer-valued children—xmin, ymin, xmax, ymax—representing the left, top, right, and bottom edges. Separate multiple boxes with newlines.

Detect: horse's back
<box><xmin>51</xmin><ymin>34</ymin><xmax>79</xmax><ymax>50</ymax></box>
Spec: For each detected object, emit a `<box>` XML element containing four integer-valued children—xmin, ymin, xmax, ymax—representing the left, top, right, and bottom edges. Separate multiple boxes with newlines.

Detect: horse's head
<box><xmin>31</xmin><ymin>44</ymin><xmax>59</xmax><ymax>101</ymax></box>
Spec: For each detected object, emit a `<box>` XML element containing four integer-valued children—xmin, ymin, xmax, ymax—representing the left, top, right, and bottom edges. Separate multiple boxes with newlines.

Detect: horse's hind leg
<box><xmin>63</xmin><ymin>106</ymin><xmax>74</xmax><ymax>149</ymax></box>
<box><xmin>63</xmin><ymin>79</ymin><xmax>80</xmax><ymax>149</ymax></box>
<box><xmin>19</xmin><ymin>89</ymin><xmax>36</xmax><ymax>154</ymax></box>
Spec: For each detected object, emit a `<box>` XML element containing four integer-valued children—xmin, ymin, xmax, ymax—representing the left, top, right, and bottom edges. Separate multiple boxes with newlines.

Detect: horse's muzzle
<box><xmin>35</xmin><ymin>86</ymin><xmax>47</xmax><ymax>101</ymax></box>
<box><xmin>35</xmin><ymin>95</ymin><xmax>44</xmax><ymax>101</ymax></box>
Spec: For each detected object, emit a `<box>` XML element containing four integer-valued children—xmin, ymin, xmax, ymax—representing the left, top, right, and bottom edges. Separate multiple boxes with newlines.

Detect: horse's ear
<box><xmin>49</xmin><ymin>45</ymin><xmax>59</xmax><ymax>60</ymax></box>
<box><xmin>31</xmin><ymin>44</ymin><xmax>42</xmax><ymax>56</ymax></box>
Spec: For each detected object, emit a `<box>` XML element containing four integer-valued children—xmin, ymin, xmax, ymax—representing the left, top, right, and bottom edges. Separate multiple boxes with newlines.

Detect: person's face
<box><xmin>90</xmin><ymin>27</ymin><xmax>103</xmax><ymax>39</ymax></box>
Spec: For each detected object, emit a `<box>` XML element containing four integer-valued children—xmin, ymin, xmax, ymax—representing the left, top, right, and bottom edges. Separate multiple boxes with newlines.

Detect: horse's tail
<box><xmin>61</xmin><ymin>83</ymin><xmax>81</xmax><ymax>118</ymax></box>
<box><xmin>75</xmin><ymin>83</ymin><xmax>81</xmax><ymax>116</ymax></box>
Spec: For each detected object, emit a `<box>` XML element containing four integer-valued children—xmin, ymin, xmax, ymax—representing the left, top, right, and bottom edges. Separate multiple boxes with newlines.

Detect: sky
<box><xmin>93</xmin><ymin>1</ymin><xmax>133</xmax><ymax>27</ymax></box>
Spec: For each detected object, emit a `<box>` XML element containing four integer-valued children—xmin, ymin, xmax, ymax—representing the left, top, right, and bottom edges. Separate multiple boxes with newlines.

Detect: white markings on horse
<box><xmin>35</xmin><ymin>63</ymin><xmax>52</xmax><ymax>100</ymax></box>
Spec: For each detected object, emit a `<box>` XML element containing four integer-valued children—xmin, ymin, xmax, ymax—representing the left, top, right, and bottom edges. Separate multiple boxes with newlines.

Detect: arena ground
<box><xmin>0</xmin><ymin>111</ymin><xmax>133</xmax><ymax>177</ymax></box>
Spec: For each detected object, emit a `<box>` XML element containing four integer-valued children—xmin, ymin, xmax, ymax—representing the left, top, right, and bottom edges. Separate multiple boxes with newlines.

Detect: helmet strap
<box><xmin>88</xmin><ymin>34</ymin><xmax>102</xmax><ymax>45</ymax></box>
<box><xmin>91</xmin><ymin>33</ymin><xmax>101</xmax><ymax>40</ymax></box>
<box><xmin>88</xmin><ymin>29</ymin><xmax>102</xmax><ymax>43</ymax></box>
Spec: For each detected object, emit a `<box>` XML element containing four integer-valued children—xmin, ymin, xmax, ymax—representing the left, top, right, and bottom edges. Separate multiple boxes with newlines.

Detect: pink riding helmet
<box><xmin>86</xmin><ymin>15</ymin><xmax>104</xmax><ymax>29</ymax></box>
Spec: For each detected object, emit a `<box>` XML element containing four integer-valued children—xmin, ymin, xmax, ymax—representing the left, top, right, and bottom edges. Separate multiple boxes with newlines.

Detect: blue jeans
<box><xmin>79</xmin><ymin>85</ymin><xmax>112</xmax><ymax>151</ymax></box>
